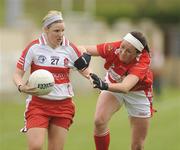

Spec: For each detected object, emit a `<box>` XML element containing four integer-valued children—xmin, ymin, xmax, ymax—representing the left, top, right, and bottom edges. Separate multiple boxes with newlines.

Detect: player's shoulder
<box><xmin>139</xmin><ymin>50</ymin><xmax>150</xmax><ymax>62</ymax></box>
<box><xmin>98</xmin><ymin>41</ymin><xmax>121</xmax><ymax>55</ymax></box>
<box><xmin>69</xmin><ymin>41</ymin><xmax>78</xmax><ymax>49</ymax></box>
<box><xmin>68</xmin><ymin>42</ymin><xmax>81</xmax><ymax>57</ymax></box>
<box><xmin>104</xmin><ymin>41</ymin><xmax>121</xmax><ymax>49</ymax></box>
<box><xmin>21</xmin><ymin>39</ymin><xmax>39</xmax><ymax>55</ymax></box>
<box><xmin>25</xmin><ymin>39</ymin><xmax>40</xmax><ymax>50</ymax></box>
<box><xmin>61</xmin><ymin>37</ymin><xmax>77</xmax><ymax>51</ymax></box>
<box><xmin>133</xmin><ymin>51</ymin><xmax>151</xmax><ymax>68</ymax></box>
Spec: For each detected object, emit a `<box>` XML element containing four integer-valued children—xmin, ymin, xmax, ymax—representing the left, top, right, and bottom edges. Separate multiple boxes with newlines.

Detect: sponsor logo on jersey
<box><xmin>108</xmin><ymin>68</ymin><xmax>123</xmax><ymax>83</ymax></box>
<box><xmin>38</xmin><ymin>55</ymin><xmax>47</xmax><ymax>64</ymax></box>
<box><xmin>50</xmin><ymin>56</ymin><xmax>60</xmax><ymax>59</ymax></box>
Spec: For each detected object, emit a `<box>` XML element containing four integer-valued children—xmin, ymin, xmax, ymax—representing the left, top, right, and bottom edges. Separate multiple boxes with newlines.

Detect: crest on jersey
<box><xmin>106</xmin><ymin>44</ymin><xmax>114</xmax><ymax>51</ymax></box>
<box><xmin>38</xmin><ymin>55</ymin><xmax>47</xmax><ymax>64</ymax></box>
<box><xmin>64</xmin><ymin>58</ymin><xmax>69</xmax><ymax>67</ymax></box>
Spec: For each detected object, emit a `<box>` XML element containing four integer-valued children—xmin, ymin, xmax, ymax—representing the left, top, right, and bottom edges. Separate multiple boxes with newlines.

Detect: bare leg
<box><xmin>94</xmin><ymin>91</ymin><xmax>121</xmax><ymax>150</ymax></box>
<box><xmin>94</xmin><ymin>91</ymin><xmax>121</xmax><ymax>134</ymax></box>
<box><xmin>130</xmin><ymin>117</ymin><xmax>150</xmax><ymax>150</ymax></box>
<box><xmin>48</xmin><ymin>124</ymin><xmax>68</xmax><ymax>150</ymax></box>
<box><xmin>27</xmin><ymin>128</ymin><xmax>46</xmax><ymax>150</ymax></box>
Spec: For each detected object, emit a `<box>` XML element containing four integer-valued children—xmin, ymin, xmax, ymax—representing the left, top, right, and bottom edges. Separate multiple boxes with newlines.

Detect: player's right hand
<box><xmin>90</xmin><ymin>73</ymin><xmax>109</xmax><ymax>90</ymax></box>
<box><xmin>19</xmin><ymin>84</ymin><xmax>40</xmax><ymax>96</ymax></box>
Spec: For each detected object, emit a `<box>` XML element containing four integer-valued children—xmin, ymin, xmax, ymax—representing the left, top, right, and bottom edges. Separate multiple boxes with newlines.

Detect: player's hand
<box><xmin>74</xmin><ymin>53</ymin><xmax>91</xmax><ymax>71</ymax></box>
<box><xmin>18</xmin><ymin>83</ymin><xmax>40</xmax><ymax>96</ymax></box>
<box><xmin>90</xmin><ymin>73</ymin><xmax>109</xmax><ymax>90</ymax></box>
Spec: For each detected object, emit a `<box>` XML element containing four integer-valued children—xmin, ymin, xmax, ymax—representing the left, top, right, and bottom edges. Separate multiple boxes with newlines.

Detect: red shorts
<box><xmin>23</xmin><ymin>96</ymin><xmax>75</xmax><ymax>131</ymax></box>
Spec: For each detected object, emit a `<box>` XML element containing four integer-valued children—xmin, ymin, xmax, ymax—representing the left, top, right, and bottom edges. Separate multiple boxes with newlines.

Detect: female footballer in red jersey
<box><xmin>81</xmin><ymin>31</ymin><xmax>154</xmax><ymax>150</ymax></box>
<box><xmin>13</xmin><ymin>10</ymin><xmax>90</xmax><ymax>150</ymax></box>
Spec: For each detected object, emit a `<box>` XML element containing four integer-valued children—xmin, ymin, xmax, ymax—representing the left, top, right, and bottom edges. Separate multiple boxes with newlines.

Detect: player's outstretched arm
<box><xmin>90</xmin><ymin>73</ymin><xmax>139</xmax><ymax>93</ymax></box>
<box><xmin>74</xmin><ymin>45</ymin><xmax>99</xmax><ymax>71</ymax></box>
<box><xmin>108</xmin><ymin>74</ymin><xmax>139</xmax><ymax>93</ymax></box>
<box><xmin>79</xmin><ymin>45</ymin><xmax>99</xmax><ymax>56</ymax></box>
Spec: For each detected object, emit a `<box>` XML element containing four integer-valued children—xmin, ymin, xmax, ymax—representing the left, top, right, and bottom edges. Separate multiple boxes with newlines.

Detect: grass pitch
<box><xmin>0</xmin><ymin>87</ymin><xmax>180</xmax><ymax>150</ymax></box>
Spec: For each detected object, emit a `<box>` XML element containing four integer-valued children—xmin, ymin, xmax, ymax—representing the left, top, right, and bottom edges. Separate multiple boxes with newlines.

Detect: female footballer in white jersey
<box><xmin>13</xmin><ymin>10</ymin><xmax>91</xmax><ymax>150</ymax></box>
<box><xmin>80</xmin><ymin>31</ymin><xmax>154</xmax><ymax>150</ymax></box>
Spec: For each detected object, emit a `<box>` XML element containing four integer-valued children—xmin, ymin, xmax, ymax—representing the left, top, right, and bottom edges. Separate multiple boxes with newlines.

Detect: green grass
<box><xmin>0</xmin><ymin>87</ymin><xmax>180</xmax><ymax>150</ymax></box>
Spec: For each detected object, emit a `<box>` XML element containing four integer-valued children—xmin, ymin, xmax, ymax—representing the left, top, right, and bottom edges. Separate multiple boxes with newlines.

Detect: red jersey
<box><xmin>97</xmin><ymin>41</ymin><xmax>153</xmax><ymax>92</ymax></box>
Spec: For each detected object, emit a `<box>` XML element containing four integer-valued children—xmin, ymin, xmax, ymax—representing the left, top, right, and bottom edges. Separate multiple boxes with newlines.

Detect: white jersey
<box><xmin>17</xmin><ymin>34</ymin><xmax>81</xmax><ymax>100</ymax></box>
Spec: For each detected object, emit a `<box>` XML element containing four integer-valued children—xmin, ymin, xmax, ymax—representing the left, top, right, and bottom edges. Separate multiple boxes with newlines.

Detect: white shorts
<box><xmin>106</xmin><ymin>90</ymin><xmax>153</xmax><ymax>118</ymax></box>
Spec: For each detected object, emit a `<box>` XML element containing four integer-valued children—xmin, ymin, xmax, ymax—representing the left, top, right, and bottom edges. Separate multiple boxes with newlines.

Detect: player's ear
<box><xmin>43</xmin><ymin>26</ymin><xmax>49</xmax><ymax>33</ymax></box>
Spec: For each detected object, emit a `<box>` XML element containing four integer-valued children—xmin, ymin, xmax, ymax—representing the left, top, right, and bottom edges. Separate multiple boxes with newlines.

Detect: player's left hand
<box><xmin>90</xmin><ymin>73</ymin><xmax>108</xmax><ymax>90</ymax></box>
<box><xmin>74</xmin><ymin>53</ymin><xmax>91</xmax><ymax>71</ymax></box>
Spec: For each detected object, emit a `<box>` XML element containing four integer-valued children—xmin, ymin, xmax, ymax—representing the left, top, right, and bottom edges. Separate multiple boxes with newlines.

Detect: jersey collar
<box><xmin>39</xmin><ymin>33</ymin><xmax>69</xmax><ymax>47</ymax></box>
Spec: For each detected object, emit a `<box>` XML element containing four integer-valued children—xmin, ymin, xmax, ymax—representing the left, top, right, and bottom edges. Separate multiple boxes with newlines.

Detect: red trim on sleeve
<box><xmin>17</xmin><ymin>39</ymin><xmax>39</xmax><ymax>70</ymax></box>
<box><xmin>69</xmin><ymin>42</ymin><xmax>81</xmax><ymax>57</ymax></box>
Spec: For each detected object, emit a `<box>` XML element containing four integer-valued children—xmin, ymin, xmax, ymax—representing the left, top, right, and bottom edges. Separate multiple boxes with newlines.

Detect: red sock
<box><xmin>94</xmin><ymin>130</ymin><xmax>110</xmax><ymax>150</ymax></box>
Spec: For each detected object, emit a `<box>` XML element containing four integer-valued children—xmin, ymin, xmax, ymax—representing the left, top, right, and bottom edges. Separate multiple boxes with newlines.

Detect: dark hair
<box><xmin>130</xmin><ymin>31</ymin><xmax>150</xmax><ymax>53</ymax></box>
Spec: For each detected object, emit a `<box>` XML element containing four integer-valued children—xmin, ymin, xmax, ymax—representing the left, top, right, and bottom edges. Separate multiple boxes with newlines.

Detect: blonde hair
<box><xmin>42</xmin><ymin>10</ymin><xmax>63</xmax><ymax>28</ymax></box>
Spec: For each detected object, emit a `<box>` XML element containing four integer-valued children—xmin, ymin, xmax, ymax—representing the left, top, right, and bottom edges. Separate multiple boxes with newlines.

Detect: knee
<box><xmin>94</xmin><ymin>115</ymin><xmax>107</xmax><ymax>128</ymax></box>
<box><xmin>28</xmin><ymin>141</ymin><xmax>43</xmax><ymax>150</ymax></box>
<box><xmin>131</xmin><ymin>142</ymin><xmax>144</xmax><ymax>150</ymax></box>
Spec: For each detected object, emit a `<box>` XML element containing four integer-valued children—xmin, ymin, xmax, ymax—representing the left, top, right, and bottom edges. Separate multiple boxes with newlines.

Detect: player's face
<box><xmin>119</xmin><ymin>40</ymin><xmax>138</xmax><ymax>64</ymax></box>
<box><xmin>45</xmin><ymin>22</ymin><xmax>65</xmax><ymax>48</ymax></box>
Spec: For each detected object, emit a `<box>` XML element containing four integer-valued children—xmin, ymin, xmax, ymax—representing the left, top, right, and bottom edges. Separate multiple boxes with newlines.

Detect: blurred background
<box><xmin>0</xmin><ymin>0</ymin><xmax>180</xmax><ymax>149</ymax></box>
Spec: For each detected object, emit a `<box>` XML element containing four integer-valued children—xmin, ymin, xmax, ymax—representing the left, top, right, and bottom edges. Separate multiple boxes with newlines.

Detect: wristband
<box><xmin>18</xmin><ymin>84</ymin><xmax>22</xmax><ymax>92</ymax></box>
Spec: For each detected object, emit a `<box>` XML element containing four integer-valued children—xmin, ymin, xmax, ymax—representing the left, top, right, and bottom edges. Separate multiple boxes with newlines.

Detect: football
<box><xmin>28</xmin><ymin>69</ymin><xmax>55</xmax><ymax>95</ymax></box>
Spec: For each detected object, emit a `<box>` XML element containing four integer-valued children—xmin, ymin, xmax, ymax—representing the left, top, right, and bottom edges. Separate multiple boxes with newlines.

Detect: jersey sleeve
<box><xmin>16</xmin><ymin>42</ymin><xmax>37</xmax><ymax>71</ymax></box>
<box><xmin>129</xmin><ymin>51</ymin><xmax>151</xmax><ymax>80</ymax></box>
<box><xmin>97</xmin><ymin>43</ymin><xmax>112</xmax><ymax>58</ymax></box>
<box><xmin>17</xmin><ymin>48</ymin><xmax>33</xmax><ymax>71</ymax></box>
<box><xmin>69</xmin><ymin>42</ymin><xmax>82</xmax><ymax>61</ymax></box>
<box><xmin>68</xmin><ymin>42</ymin><xmax>82</xmax><ymax>69</ymax></box>
<box><xmin>97</xmin><ymin>41</ymin><xmax>120</xmax><ymax>58</ymax></box>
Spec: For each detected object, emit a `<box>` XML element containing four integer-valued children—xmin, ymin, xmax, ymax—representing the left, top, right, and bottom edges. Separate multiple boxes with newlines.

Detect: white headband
<box><xmin>43</xmin><ymin>15</ymin><xmax>63</xmax><ymax>28</ymax></box>
<box><xmin>123</xmin><ymin>33</ymin><xmax>144</xmax><ymax>52</ymax></box>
